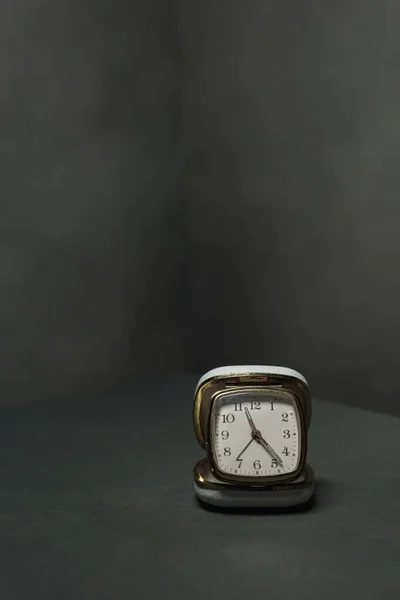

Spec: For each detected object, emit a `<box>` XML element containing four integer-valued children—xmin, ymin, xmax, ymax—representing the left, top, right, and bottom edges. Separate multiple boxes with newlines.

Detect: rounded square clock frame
<box><xmin>193</xmin><ymin>366</ymin><xmax>312</xmax><ymax>486</ymax></box>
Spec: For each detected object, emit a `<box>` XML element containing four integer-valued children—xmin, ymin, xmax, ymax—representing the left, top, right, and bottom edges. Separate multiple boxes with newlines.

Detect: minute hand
<box><xmin>244</xmin><ymin>407</ymin><xmax>258</xmax><ymax>434</ymax></box>
<box><xmin>254</xmin><ymin>433</ymin><xmax>284</xmax><ymax>467</ymax></box>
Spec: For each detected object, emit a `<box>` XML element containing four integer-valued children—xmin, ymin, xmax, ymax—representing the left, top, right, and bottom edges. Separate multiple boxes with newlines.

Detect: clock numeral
<box><xmin>281</xmin><ymin>413</ymin><xmax>289</xmax><ymax>422</ymax></box>
<box><xmin>222</xmin><ymin>414</ymin><xmax>235</xmax><ymax>424</ymax></box>
<box><xmin>221</xmin><ymin>430</ymin><xmax>229</xmax><ymax>441</ymax></box>
<box><xmin>282</xmin><ymin>446</ymin><xmax>290</xmax><ymax>456</ymax></box>
<box><xmin>253</xmin><ymin>460</ymin><xmax>261</xmax><ymax>470</ymax></box>
<box><xmin>250</xmin><ymin>400</ymin><xmax>261</xmax><ymax>410</ymax></box>
<box><xmin>283</xmin><ymin>429</ymin><xmax>291</xmax><ymax>439</ymax></box>
<box><xmin>236</xmin><ymin>458</ymin><xmax>243</xmax><ymax>468</ymax></box>
<box><xmin>271</xmin><ymin>459</ymin><xmax>279</xmax><ymax>468</ymax></box>
<box><xmin>270</xmin><ymin>401</ymin><xmax>275</xmax><ymax>411</ymax></box>
<box><xmin>224</xmin><ymin>447</ymin><xmax>231</xmax><ymax>456</ymax></box>
<box><xmin>234</xmin><ymin>402</ymin><xmax>243</xmax><ymax>411</ymax></box>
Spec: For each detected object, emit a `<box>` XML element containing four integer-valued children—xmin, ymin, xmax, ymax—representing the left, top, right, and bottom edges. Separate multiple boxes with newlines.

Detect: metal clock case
<box><xmin>192</xmin><ymin>366</ymin><xmax>315</xmax><ymax>509</ymax></box>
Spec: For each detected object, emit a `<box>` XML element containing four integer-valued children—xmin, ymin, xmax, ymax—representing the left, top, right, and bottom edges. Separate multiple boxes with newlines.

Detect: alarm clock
<box><xmin>192</xmin><ymin>365</ymin><xmax>315</xmax><ymax>508</ymax></box>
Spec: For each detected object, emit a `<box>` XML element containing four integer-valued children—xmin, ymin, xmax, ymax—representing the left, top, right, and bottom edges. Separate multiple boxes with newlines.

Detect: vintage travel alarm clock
<box><xmin>193</xmin><ymin>366</ymin><xmax>315</xmax><ymax>508</ymax></box>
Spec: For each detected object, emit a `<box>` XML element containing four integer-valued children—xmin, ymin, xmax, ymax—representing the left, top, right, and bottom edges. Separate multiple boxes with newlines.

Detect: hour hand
<box><xmin>244</xmin><ymin>407</ymin><xmax>257</xmax><ymax>433</ymax></box>
<box><xmin>236</xmin><ymin>437</ymin><xmax>254</xmax><ymax>460</ymax></box>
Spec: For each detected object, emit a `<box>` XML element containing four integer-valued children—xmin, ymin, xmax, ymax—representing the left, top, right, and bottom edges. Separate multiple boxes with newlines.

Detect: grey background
<box><xmin>1</xmin><ymin>0</ymin><xmax>400</xmax><ymax>413</ymax></box>
<box><xmin>0</xmin><ymin>0</ymin><xmax>186</xmax><ymax>404</ymax></box>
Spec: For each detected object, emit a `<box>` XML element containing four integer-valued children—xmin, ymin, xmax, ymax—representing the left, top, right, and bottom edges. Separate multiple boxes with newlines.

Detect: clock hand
<box><xmin>244</xmin><ymin>407</ymin><xmax>258</xmax><ymax>434</ymax></box>
<box><xmin>236</xmin><ymin>437</ymin><xmax>254</xmax><ymax>460</ymax></box>
<box><xmin>245</xmin><ymin>405</ymin><xmax>284</xmax><ymax>467</ymax></box>
<box><xmin>254</xmin><ymin>433</ymin><xmax>284</xmax><ymax>467</ymax></box>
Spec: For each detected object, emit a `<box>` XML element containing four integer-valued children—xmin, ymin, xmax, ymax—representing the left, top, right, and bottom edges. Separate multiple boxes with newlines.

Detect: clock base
<box><xmin>193</xmin><ymin>459</ymin><xmax>315</xmax><ymax>509</ymax></box>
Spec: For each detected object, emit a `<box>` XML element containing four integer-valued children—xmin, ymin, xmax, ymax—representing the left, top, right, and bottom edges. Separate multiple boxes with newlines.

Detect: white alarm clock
<box><xmin>192</xmin><ymin>365</ymin><xmax>315</xmax><ymax>508</ymax></box>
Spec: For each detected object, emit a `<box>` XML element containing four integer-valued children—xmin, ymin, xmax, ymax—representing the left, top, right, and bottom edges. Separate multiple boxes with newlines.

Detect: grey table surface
<box><xmin>0</xmin><ymin>375</ymin><xmax>399</xmax><ymax>599</ymax></box>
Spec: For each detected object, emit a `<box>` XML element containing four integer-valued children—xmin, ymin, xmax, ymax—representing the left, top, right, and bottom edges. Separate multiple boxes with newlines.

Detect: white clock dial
<box><xmin>210</xmin><ymin>389</ymin><xmax>301</xmax><ymax>478</ymax></box>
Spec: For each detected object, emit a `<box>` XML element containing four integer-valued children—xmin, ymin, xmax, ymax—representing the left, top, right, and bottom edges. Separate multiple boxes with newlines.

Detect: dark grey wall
<box><xmin>2</xmin><ymin>1</ymin><xmax>400</xmax><ymax>414</ymax></box>
<box><xmin>183</xmin><ymin>1</ymin><xmax>400</xmax><ymax>414</ymax></box>
<box><xmin>0</xmin><ymin>0</ymin><xmax>185</xmax><ymax>404</ymax></box>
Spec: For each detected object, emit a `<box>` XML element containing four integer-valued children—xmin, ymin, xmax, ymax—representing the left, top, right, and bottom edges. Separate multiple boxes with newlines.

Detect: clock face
<box><xmin>209</xmin><ymin>388</ymin><xmax>302</xmax><ymax>479</ymax></box>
